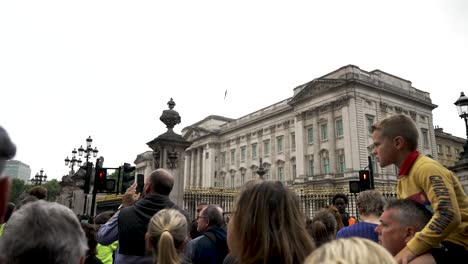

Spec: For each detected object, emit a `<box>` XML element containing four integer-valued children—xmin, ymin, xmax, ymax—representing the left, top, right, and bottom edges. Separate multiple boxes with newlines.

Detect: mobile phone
<box><xmin>136</xmin><ymin>174</ymin><xmax>144</xmax><ymax>193</ymax></box>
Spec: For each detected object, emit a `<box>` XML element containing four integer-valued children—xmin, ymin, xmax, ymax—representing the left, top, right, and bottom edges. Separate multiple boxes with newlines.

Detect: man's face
<box><xmin>372</xmin><ymin>130</ymin><xmax>397</xmax><ymax>168</ymax></box>
<box><xmin>375</xmin><ymin>208</ymin><xmax>408</xmax><ymax>256</ymax></box>
<box><xmin>196</xmin><ymin>208</ymin><xmax>209</xmax><ymax>233</ymax></box>
<box><xmin>333</xmin><ymin>198</ymin><xmax>347</xmax><ymax>214</ymax></box>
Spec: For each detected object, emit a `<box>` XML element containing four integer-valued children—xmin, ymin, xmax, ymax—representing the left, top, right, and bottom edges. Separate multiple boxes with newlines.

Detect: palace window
<box><xmin>421</xmin><ymin>129</ymin><xmax>429</xmax><ymax>147</ymax></box>
<box><xmin>309</xmin><ymin>158</ymin><xmax>314</xmax><ymax>176</ymax></box>
<box><xmin>241</xmin><ymin>146</ymin><xmax>246</xmax><ymax>162</ymax></box>
<box><xmin>291</xmin><ymin>133</ymin><xmax>296</xmax><ymax>150</ymax></box>
<box><xmin>321</xmin><ymin>124</ymin><xmax>328</xmax><ymax>141</ymax></box>
<box><xmin>231</xmin><ymin>174</ymin><xmax>235</xmax><ymax>188</ymax></box>
<box><xmin>308</xmin><ymin>127</ymin><xmax>314</xmax><ymax>144</ymax></box>
<box><xmin>337</xmin><ymin>154</ymin><xmax>345</xmax><ymax>173</ymax></box>
<box><xmin>252</xmin><ymin>143</ymin><xmax>257</xmax><ymax>159</ymax></box>
<box><xmin>323</xmin><ymin>157</ymin><xmax>330</xmax><ymax>174</ymax></box>
<box><xmin>366</xmin><ymin>115</ymin><xmax>375</xmax><ymax>134</ymax></box>
<box><xmin>230</xmin><ymin>149</ymin><xmax>235</xmax><ymax>164</ymax></box>
<box><xmin>277</xmin><ymin>167</ymin><xmax>284</xmax><ymax>182</ymax></box>
<box><xmin>221</xmin><ymin>152</ymin><xmax>226</xmax><ymax>165</ymax></box>
<box><xmin>264</xmin><ymin>140</ymin><xmax>270</xmax><ymax>157</ymax></box>
<box><xmin>335</xmin><ymin>119</ymin><xmax>344</xmax><ymax>138</ymax></box>
<box><xmin>276</xmin><ymin>136</ymin><xmax>284</xmax><ymax>153</ymax></box>
<box><xmin>370</xmin><ymin>154</ymin><xmax>378</xmax><ymax>175</ymax></box>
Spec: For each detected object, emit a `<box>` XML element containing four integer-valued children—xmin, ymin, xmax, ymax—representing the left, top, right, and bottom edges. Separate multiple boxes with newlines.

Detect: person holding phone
<box><xmin>96</xmin><ymin>169</ymin><xmax>189</xmax><ymax>264</ymax></box>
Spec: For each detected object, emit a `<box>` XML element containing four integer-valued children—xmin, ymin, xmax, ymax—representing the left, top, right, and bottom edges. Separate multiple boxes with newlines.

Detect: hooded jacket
<box><xmin>187</xmin><ymin>226</ymin><xmax>228</xmax><ymax>264</ymax></box>
<box><xmin>117</xmin><ymin>193</ymin><xmax>188</xmax><ymax>256</ymax></box>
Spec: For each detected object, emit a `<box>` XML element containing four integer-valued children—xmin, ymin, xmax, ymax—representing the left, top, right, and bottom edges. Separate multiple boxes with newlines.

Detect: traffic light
<box><xmin>95</xmin><ymin>168</ymin><xmax>107</xmax><ymax>192</ymax></box>
<box><xmin>95</xmin><ymin>168</ymin><xmax>116</xmax><ymax>193</ymax></box>
<box><xmin>349</xmin><ymin>180</ymin><xmax>360</xmax><ymax>193</ymax></box>
<box><xmin>359</xmin><ymin>170</ymin><xmax>371</xmax><ymax>191</ymax></box>
<box><xmin>121</xmin><ymin>163</ymin><xmax>136</xmax><ymax>194</ymax></box>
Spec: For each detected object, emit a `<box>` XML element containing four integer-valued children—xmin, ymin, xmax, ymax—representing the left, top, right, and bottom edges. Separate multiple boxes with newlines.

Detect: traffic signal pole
<box><xmin>83</xmin><ymin>162</ymin><xmax>92</xmax><ymax>215</ymax></box>
<box><xmin>90</xmin><ymin>157</ymin><xmax>104</xmax><ymax>218</ymax></box>
<box><xmin>368</xmin><ymin>156</ymin><xmax>375</xmax><ymax>189</ymax></box>
<box><xmin>90</xmin><ymin>168</ymin><xmax>98</xmax><ymax>218</ymax></box>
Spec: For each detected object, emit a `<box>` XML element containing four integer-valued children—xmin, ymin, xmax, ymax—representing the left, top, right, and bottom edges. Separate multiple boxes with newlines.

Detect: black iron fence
<box><xmin>183</xmin><ymin>186</ymin><xmax>397</xmax><ymax>220</ymax></box>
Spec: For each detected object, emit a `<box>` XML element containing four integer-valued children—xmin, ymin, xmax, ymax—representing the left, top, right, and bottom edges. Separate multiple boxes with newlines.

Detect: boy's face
<box><xmin>372</xmin><ymin>130</ymin><xmax>397</xmax><ymax>167</ymax></box>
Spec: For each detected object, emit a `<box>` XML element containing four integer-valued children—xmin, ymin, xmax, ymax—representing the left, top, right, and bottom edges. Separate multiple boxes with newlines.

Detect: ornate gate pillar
<box><xmin>147</xmin><ymin>99</ymin><xmax>191</xmax><ymax>207</ymax></box>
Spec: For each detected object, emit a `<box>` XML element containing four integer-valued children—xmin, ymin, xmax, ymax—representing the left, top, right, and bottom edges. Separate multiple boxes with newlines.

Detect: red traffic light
<box><xmin>99</xmin><ymin>171</ymin><xmax>104</xmax><ymax>178</ymax></box>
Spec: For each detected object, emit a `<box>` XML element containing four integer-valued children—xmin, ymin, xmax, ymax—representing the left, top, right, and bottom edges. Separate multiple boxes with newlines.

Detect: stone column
<box><xmin>328</xmin><ymin>111</ymin><xmax>336</xmax><ymax>174</ymax></box>
<box><xmin>201</xmin><ymin>146</ymin><xmax>208</xmax><ymax>187</ymax></box>
<box><xmin>205</xmin><ymin>144</ymin><xmax>216</xmax><ymax>187</ymax></box>
<box><xmin>314</xmin><ymin>117</ymin><xmax>320</xmax><ymax>176</ymax></box>
<box><xmin>198</xmin><ymin>147</ymin><xmax>203</xmax><ymax>187</ymax></box>
<box><xmin>284</xmin><ymin>120</ymin><xmax>291</xmax><ymax>181</ymax></box>
<box><xmin>184</xmin><ymin>152</ymin><xmax>191</xmax><ymax>188</ymax></box>
<box><xmin>191</xmin><ymin>149</ymin><xmax>196</xmax><ymax>187</ymax></box>
<box><xmin>269</xmin><ymin>125</ymin><xmax>277</xmax><ymax>180</ymax></box>
<box><xmin>342</xmin><ymin>105</ymin><xmax>353</xmax><ymax>170</ymax></box>
<box><xmin>294</xmin><ymin>112</ymin><xmax>305</xmax><ymax>177</ymax></box>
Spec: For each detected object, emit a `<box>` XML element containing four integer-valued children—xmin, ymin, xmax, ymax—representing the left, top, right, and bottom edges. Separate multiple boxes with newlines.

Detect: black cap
<box><xmin>0</xmin><ymin>126</ymin><xmax>16</xmax><ymax>159</ymax></box>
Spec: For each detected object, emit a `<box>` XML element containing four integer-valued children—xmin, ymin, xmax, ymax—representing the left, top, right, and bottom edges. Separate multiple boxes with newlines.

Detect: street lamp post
<box><xmin>454</xmin><ymin>92</ymin><xmax>468</xmax><ymax>160</ymax></box>
<box><xmin>64</xmin><ymin>148</ymin><xmax>82</xmax><ymax>175</ymax></box>
<box><xmin>66</xmin><ymin>136</ymin><xmax>99</xmax><ymax>216</ymax></box>
<box><xmin>31</xmin><ymin>169</ymin><xmax>47</xmax><ymax>185</ymax></box>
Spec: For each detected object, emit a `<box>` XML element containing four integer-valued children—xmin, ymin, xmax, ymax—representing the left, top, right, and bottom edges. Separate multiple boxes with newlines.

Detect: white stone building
<box><xmin>184</xmin><ymin>65</ymin><xmax>438</xmax><ymax>189</ymax></box>
<box><xmin>2</xmin><ymin>160</ymin><xmax>31</xmax><ymax>182</ymax></box>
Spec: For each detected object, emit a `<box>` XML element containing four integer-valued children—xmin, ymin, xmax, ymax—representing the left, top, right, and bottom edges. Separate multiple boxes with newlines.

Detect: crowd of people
<box><xmin>0</xmin><ymin>114</ymin><xmax>467</xmax><ymax>264</ymax></box>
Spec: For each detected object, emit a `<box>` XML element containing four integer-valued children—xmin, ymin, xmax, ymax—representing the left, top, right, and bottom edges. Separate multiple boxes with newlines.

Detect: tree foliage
<box><xmin>8</xmin><ymin>178</ymin><xmax>61</xmax><ymax>203</ymax></box>
<box><xmin>9</xmin><ymin>178</ymin><xmax>28</xmax><ymax>203</ymax></box>
<box><xmin>43</xmin><ymin>179</ymin><xmax>61</xmax><ymax>202</ymax></box>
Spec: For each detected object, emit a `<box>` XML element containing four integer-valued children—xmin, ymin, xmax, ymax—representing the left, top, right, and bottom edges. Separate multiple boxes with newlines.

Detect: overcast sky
<box><xmin>1</xmin><ymin>0</ymin><xmax>467</xmax><ymax>181</ymax></box>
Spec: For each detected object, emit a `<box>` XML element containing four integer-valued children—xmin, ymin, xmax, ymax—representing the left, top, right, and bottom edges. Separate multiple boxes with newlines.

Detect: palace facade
<box><xmin>180</xmin><ymin>65</ymin><xmax>437</xmax><ymax>189</ymax></box>
<box><xmin>434</xmin><ymin>126</ymin><xmax>465</xmax><ymax>167</ymax></box>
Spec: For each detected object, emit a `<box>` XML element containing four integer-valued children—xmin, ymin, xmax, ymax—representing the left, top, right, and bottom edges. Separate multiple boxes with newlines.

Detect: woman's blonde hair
<box><xmin>304</xmin><ymin>237</ymin><xmax>397</xmax><ymax>264</ymax></box>
<box><xmin>231</xmin><ymin>180</ymin><xmax>315</xmax><ymax>264</ymax></box>
<box><xmin>147</xmin><ymin>209</ymin><xmax>187</xmax><ymax>264</ymax></box>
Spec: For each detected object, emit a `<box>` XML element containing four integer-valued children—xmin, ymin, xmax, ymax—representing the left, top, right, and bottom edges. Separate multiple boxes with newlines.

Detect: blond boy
<box><xmin>371</xmin><ymin>114</ymin><xmax>468</xmax><ymax>263</ymax></box>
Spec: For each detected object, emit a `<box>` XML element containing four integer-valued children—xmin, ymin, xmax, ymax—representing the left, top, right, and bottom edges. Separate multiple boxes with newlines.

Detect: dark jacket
<box><xmin>117</xmin><ymin>193</ymin><xmax>188</xmax><ymax>256</ymax></box>
<box><xmin>340</xmin><ymin>211</ymin><xmax>350</xmax><ymax>227</ymax></box>
<box><xmin>188</xmin><ymin>226</ymin><xmax>228</xmax><ymax>264</ymax></box>
<box><xmin>84</xmin><ymin>255</ymin><xmax>104</xmax><ymax>264</ymax></box>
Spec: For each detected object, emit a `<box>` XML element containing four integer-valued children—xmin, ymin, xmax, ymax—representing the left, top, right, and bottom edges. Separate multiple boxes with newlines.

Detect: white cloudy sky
<box><xmin>1</xmin><ymin>0</ymin><xmax>467</xmax><ymax>180</ymax></box>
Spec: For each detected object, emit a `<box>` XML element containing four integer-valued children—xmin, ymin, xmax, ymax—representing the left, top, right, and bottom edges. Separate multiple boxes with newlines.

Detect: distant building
<box><xmin>434</xmin><ymin>126</ymin><xmax>465</xmax><ymax>167</ymax></box>
<box><xmin>2</xmin><ymin>160</ymin><xmax>31</xmax><ymax>182</ymax></box>
<box><xmin>134</xmin><ymin>150</ymin><xmax>155</xmax><ymax>177</ymax></box>
<box><xmin>180</xmin><ymin>65</ymin><xmax>438</xmax><ymax>189</ymax></box>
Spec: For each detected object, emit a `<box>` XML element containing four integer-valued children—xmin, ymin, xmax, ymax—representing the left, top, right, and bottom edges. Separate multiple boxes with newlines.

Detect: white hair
<box><xmin>0</xmin><ymin>200</ymin><xmax>88</xmax><ymax>264</ymax></box>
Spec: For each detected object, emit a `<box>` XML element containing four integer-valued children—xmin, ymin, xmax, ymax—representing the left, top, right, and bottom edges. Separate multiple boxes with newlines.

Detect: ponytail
<box><xmin>147</xmin><ymin>209</ymin><xmax>188</xmax><ymax>264</ymax></box>
<box><xmin>156</xmin><ymin>231</ymin><xmax>180</xmax><ymax>264</ymax></box>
